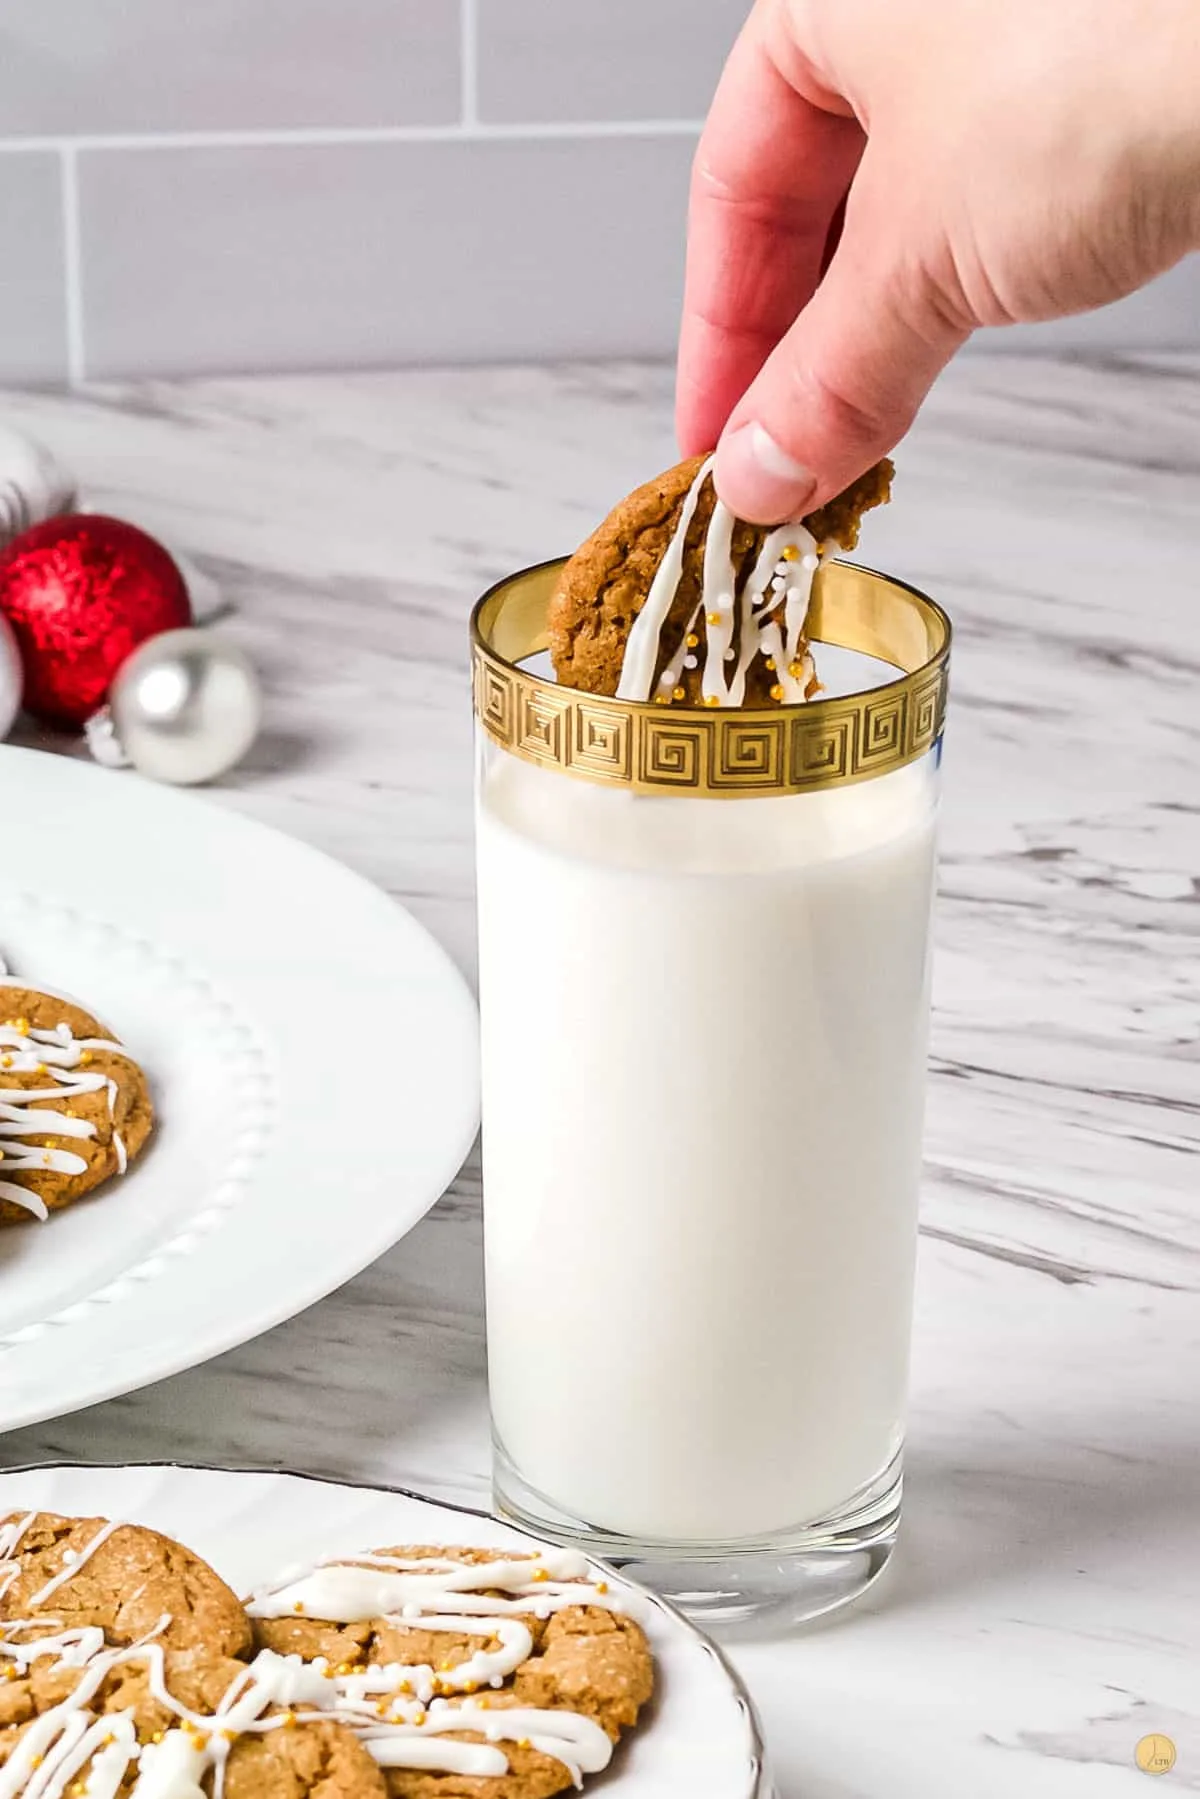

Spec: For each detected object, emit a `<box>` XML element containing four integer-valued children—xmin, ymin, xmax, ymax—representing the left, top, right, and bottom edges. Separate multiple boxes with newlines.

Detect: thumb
<box><xmin>713</xmin><ymin>166</ymin><xmax>971</xmax><ymax>523</ymax></box>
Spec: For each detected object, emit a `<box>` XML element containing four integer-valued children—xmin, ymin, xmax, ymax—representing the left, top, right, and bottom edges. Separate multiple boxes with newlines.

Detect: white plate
<box><xmin>0</xmin><ymin>1463</ymin><xmax>772</xmax><ymax>1798</ymax></box>
<box><xmin>0</xmin><ymin>746</ymin><xmax>479</xmax><ymax>1429</ymax></box>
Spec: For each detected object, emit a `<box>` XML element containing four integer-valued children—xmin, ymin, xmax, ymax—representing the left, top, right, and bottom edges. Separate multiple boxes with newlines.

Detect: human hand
<box><xmin>678</xmin><ymin>0</ymin><xmax>1200</xmax><ymax>521</ymax></box>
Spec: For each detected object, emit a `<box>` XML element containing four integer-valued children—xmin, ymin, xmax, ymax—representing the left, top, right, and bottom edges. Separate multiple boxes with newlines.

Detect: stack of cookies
<box><xmin>0</xmin><ymin>1511</ymin><xmax>654</xmax><ymax>1798</ymax></box>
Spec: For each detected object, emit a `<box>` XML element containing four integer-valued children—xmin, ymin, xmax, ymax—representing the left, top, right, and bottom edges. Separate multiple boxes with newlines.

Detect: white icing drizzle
<box><xmin>26</xmin><ymin>1520</ymin><xmax>125</xmax><ymax>1610</ymax></box>
<box><xmin>0</xmin><ymin>1517</ymin><xmax>36</xmax><ymax>1579</ymax></box>
<box><xmin>654</xmin><ymin>602</ymin><xmax>701</xmax><ymax>699</ymax></box>
<box><xmin>699</xmin><ymin>500</ymin><xmax>738</xmax><ymax>704</ymax></box>
<box><xmin>361</xmin><ymin>1705</ymin><xmax>613</xmax><ymax>1784</ymax></box>
<box><xmin>610</xmin><ymin>459</ymin><xmax>827</xmax><ymax>707</ymax></box>
<box><xmin>616</xmin><ymin>457</ymin><xmax>713</xmax><ymax>702</ymax></box>
<box><xmin>247</xmin><ymin>1549</ymin><xmax>630</xmax><ymax>1784</ymax></box>
<box><xmin>0</xmin><ymin>1628</ymin><xmax>337</xmax><ymax>1799</ymax></box>
<box><xmin>0</xmin><ymin>1005</ymin><xmax>137</xmax><ymax>1221</ymax></box>
<box><xmin>246</xmin><ymin>1549</ymin><xmax>619</xmax><ymax>1623</ymax></box>
<box><xmin>0</xmin><ymin>1543</ymin><xmax>632</xmax><ymax>1794</ymax></box>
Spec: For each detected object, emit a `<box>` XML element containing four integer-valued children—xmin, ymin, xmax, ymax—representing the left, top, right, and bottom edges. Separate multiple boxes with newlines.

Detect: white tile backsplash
<box><xmin>476</xmin><ymin>0</ymin><xmax>744</xmax><ymax>123</ymax></box>
<box><xmin>0</xmin><ymin>154</ymin><xmax>68</xmax><ymax>382</ymax></box>
<box><xmin>77</xmin><ymin>135</ymin><xmax>695</xmax><ymax>377</ymax></box>
<box><xmin>0</xmin><ymin>2</ymin><xmax>1195</xmax><ymax>379</ymax></box>
<box><xmin>0</xmin><ymin>0</ymin><xmax>461</xmax><ymax>134</ymax></box>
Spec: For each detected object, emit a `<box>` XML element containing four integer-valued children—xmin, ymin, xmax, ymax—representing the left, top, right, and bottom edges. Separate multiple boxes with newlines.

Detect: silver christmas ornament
<box><xmin>0</xmin><ymin>611</ymin><xmax>22</xmax><ymax>740</ymax></box>
<box><xmin>0</xmin><ymin>428</ymin><xmax>75</xmax><ymax>549</ymax></box>
<box><xmin>99</xmin><ymin>629</ymin><xmax>261</xmax><ymax>785</ymax></box>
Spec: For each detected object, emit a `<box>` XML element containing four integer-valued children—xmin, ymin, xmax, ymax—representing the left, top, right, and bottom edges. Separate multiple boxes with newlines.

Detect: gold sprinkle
<box><xmin>685</xmin><ymin>633</ymin><xmax>699</xmax><ymax>648</ymax></box>
<box><xmin>764</xmin><ymin>657</ymin><xmax>776</xmax><ymax>671</ymax></box>
<box><xmin>781</xmin><ymin>545</ymin><xmax>800</xmax><ymax>562</ymax></box>
<box><xmin>222</xmin><ymin>1729</ymin><xmax>238</xmax><ymax>1743</ymax></box>
<box><xmin>399</xmin><ymin>1680</ymin><xmax>412</xmax><ymax>1696</ymax></box>
<box><xmin>596</xmin><ymin>1581</ymin><xmax>609</xmax><ymax>1595</ymax></box>
<box><xmin>672</xmin><ymin>686</ymin><xmax>685</xmax><ymax>702</ymax></box>
<box><xmin>41</xmin><ymin>1154</ymin><xmax>52</xmax><ymax>1167</ymax></box>
<box><xmin>463</xmin><ymin>1681</ymin><xmax>478</xmax><ymax>1695</ymax></box>
<box><xmin>518</xmin><ymin>1739</ymin><xmax>531</xmax><ymax>1751</ymax></box>
<box><xmin>788</xmin><ymin>660</ymin><xmax>804</xmax><ymax>678</ymax></box>
<box><xmin>0</xmin><ymin>1057</ymin><xmax>10</xmax><ymax>1071</ymax></box>
<box><xmin>413</xmin><ymin>1709</ymin><xmax>427</xmax><ymax>1726</ymax></box>
<box><xmin>69</xmin><ymin>1785</ymin><xmax>87</xmax><ymax>1798</ymax></box>
<box><xmin>769</xmin><ymin>684</ymin><xmax>784</xmax><ymax>702</ymax></box>
<box><xmin>14</xmin><ymin>1020</ymin><xmax>28</xmax><ymax>1037</ymax></box>
<box><xmin>476</xmin><ymin>1698</ymin><xmax>490</xmax><ymax>1711</ymax></box>
<box><xmin>292</xmin><ymin>1602</ymin><xmax>304</xmax><ymax>1614</ymax></box>
<box><xmin>531</xmin><ymin>1568</ymin><xmax>549</xmax><ymax>1583</ymax></box>
<box><xmin>151</xmin><ymin>1732</ymin><xmax>165</xmax><ymax>1745</ymax></box>
<box><xmin>78</xmin><ymin>1051</ymin><xmax>92</xmax><ymax>1066</ymax></box>
<box><xmin>653</xmin><ymin>694</ymin><xmax>670</xmax><ymax>706</ymax></box>
<box><xmin>280</xmin><ymin>1713</ymin><xmax>296</xmax><ymax>1731</ymax></box>
<box><xmin>439</xmin><ymin>1659</ymin><xmax>454</xmax><ymax>1672</ymax></box>
<box><xmin>335</xmin><ymin>1662</ymin><xmax>354</xmax><ymax>1677</ymax></box>
<box><xmin>706</xmin><ymin>612</ymin><xmax>722</xmax><ymax>626</ymax></box>
<box><xmin>704</xmin><ymin>695</ymin><xmax>721</xmax><ymax>708</ymax></box>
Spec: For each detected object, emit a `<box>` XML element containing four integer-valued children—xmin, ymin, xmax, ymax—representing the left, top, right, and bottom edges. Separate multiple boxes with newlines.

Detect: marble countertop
<box><xmin>0</xmin><ymin>353</ymin><xmax>1197</xmax><ymax>1797</ymax></box>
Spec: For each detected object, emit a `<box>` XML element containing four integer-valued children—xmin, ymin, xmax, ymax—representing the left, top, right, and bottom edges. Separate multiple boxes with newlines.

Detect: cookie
<box><xmin>0</xmin><ymin>981</ymin><xmax>154</xmax><ymax>1225</ymax></box>
<box><xmin>248</xmin><ymin>1545</ymin><xmax>654</xmax><ymax>1799</ymax></box>
<box><xmin>225</xmin><ymin>1717</ymin><xmax>389</xmax><ymax>1799</ymax></box>
<box><xmin>0</xmin><ymin>1640</ymin><xmax>387</xmax><ymax>1796</ymax></box>
<box><xmin>548</xmin><ymin>452</ymin><xmax>892</xmax><ymax>707</ymax></box>
<box><xmin>0</xmin><ymin>1512</ymin><xmax>252</xmax><ymax>1659</ymax></box>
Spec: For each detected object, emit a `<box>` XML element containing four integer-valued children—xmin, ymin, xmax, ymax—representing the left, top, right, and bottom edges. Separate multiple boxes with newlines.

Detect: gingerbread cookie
<box><xmin>0</xmin><ymin>1512</ymin><xmax>385</xmax><ymax>1796</ymax></box>
<box><xmin>0</xmin><ymin>1637</ymin><xmax>387</xmax><ymax>1797</ymax></box>
<box><xmin>0</xmin><ymin>1512</ymin><xmax>252</xmax><ymax>1659</ymax></box>
<box><xmin>0</xmin><ymin>979</ymin><xmax>154</xmax><ymax>1225</ymax></box>
<box><xmin>548</xmin><ymin>452</ymin><xmax>892</xmax><ymax>708</ymax></box>
<box><xmin>248</xmin><ymin>1545</ymin><xmax>655</xmax><ymax>1799</ymax></box>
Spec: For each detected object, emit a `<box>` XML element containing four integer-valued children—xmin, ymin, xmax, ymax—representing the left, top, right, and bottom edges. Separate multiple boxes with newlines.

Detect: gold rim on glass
<box><xmin>471</xmin><ymin>557</ymin><xmax>950</xmax><ymax>798</ymax></box>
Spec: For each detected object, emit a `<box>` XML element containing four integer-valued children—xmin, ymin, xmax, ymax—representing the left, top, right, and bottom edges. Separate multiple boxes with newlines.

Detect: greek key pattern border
<box><xmin>472</xmin><ymin>646</ymin><xmax>949</xmax><ymax>797</ymax></box>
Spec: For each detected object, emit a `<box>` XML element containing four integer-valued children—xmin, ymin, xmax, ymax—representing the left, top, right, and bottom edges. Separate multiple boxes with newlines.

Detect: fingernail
<box><xmin>717</xmin><ymin>422</ymin><xmax>816</xmax><ymax>524</ymax></box>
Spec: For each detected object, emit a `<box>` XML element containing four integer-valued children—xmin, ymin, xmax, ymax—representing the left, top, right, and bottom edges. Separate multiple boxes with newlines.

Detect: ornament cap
<box><xmin>83</xmin><ymin>706</ymin><xmax>131</xmax><ymax>770</ymax></box>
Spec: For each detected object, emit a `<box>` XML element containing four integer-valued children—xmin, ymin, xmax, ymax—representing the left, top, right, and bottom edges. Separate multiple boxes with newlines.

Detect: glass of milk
<box><xmin>472</xmin><ymin>557</ymin><xmax>950</xmax><ymax>1627</ymax></box>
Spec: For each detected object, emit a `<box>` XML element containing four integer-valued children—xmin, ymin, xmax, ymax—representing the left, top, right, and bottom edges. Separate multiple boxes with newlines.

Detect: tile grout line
<box><xmin>0</xmin><ymin>118</ymin><xmax>703</xmax><ymax>156</ymax></box>
<box><xmin>460</xmin><ymin>0</ymin><xmax>479</xmax><ymax>127</ymax></box>
<box><xmin>58</xmin><ymin>145</ymin><xmax>86</xmax><ymax>385</ymax></box>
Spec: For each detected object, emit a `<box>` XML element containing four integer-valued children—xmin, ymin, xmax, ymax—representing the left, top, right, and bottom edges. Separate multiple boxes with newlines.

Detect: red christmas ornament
<box><xmin>0</xmin><ymin>514</ymin><xmax>192</xmax><ymax>728</ymax></box>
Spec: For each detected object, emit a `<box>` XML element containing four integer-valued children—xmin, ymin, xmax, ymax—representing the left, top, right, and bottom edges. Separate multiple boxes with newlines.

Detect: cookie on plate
<box><xmin>0</xmin><ymin>1639</ymin><xmax>388</xmax><ymax>1797</ymax></box>
<box><xmin>0</xmin><ymin>982</ymin><xmax>154</xmax><ymax>1226</ymax></box>
<box><xmin>248</xmin><ymin>1544</ymin><xmax>655</xmax><ymax>1799</ymax></box>
<box><xmin>0</xmin><ymin>1512</ymin><xmax>252</xmax><ymax>1659</ymax></box>
<box><xmin>548</xmin><ymin>452</ymin><xmax>892</xmax><ymax>708</ymax></box>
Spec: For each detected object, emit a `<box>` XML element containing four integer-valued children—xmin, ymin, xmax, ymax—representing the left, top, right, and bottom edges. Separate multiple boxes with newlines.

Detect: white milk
<box><xmin>477</xmin><ymin>750</ymin><xmax>937</xmax><ymax>1543</ymax></box>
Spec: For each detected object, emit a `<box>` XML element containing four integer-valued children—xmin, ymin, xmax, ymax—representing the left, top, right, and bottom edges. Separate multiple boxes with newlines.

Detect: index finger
<box><xmin>676</xmin><ymin>2</ymin><xmax>864</xmax><ymax>456</ymax></box>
